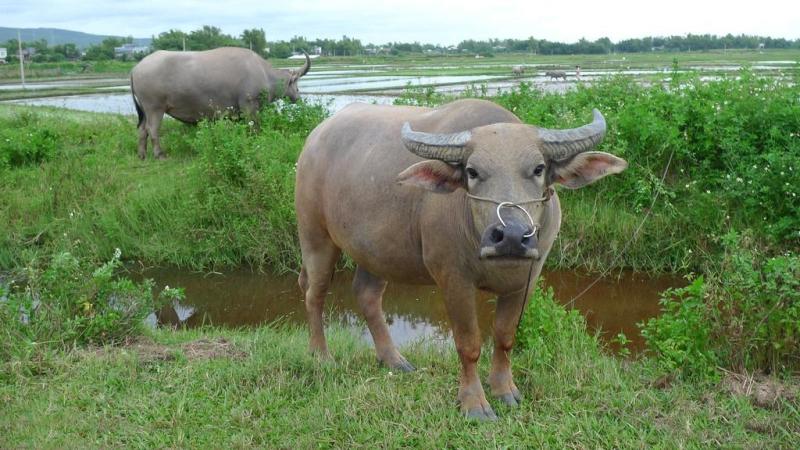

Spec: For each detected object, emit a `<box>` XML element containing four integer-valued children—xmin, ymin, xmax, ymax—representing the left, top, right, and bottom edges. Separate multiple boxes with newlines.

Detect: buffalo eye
<box><xmin>466</xmin><ymin>167</ymin><xmax>479</xmax><ymax>179</ymax></box>
<box><xmin>533</xmin><ymin>164</ymin><xmax>546</xmax><ymax>177</ymax></box>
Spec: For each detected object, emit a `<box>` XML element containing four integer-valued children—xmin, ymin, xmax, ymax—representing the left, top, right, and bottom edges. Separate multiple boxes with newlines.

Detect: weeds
<box><xmin>0</xmin><ymin>248</ymin><xmax>183</xmax><ymax>380</ymax></box>
<box><xmin>641</xmin><ymin>231</ymin><xmax>800</xmax><ymax>377</ymax></box>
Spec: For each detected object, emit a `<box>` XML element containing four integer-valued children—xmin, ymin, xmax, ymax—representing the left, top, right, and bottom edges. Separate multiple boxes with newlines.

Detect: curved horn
<box><xmin>401</xmin><ymin>122</ymin><xmax>471</xmax><ymax>163</ymax></box>
<box><xmin>294</xmin><ymin>51</ymin><xmax>311</xmax><ymax>78</ymax></box>
<box><xmin>536</xmin><ymin>109</ymin><xmax>606</xmax><ymax>160</ymax></box>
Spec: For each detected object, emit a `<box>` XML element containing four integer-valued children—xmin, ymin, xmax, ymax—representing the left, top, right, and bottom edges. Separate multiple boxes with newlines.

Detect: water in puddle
<box><xmin>136</xmin><ymin>267</ymin><xmax>680</xmax><ymax>353</ymax></box>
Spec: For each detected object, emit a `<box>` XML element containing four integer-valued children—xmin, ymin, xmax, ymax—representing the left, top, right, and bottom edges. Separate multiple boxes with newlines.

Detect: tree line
<box><xmin>3</xmin><ymin>26</ymin><xmax>799</xmax><ymax>63</ymax></box>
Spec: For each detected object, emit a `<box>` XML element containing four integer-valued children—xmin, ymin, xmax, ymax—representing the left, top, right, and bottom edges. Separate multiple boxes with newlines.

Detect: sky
<box><xmin>2</xmin><ymin>0</ymin><xmax>799</xmax><ymax>45</ymax></box>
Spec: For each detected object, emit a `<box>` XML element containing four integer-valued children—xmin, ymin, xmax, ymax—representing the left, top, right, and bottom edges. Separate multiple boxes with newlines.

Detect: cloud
<box><xmin>2</xmin><ymin>0</ymin><xmax>798</xmax><ymax>45</ymax></box>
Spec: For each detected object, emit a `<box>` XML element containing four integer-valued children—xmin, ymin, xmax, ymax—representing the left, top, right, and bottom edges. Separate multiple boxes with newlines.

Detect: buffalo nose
<box><xmin>479</xmin><ymin>222</ymin><xmax>539</xmax><ymax>259</ymax></box>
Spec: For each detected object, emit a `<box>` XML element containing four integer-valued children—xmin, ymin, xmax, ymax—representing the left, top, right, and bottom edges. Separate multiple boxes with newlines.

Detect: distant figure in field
<box><xmin>575</xmin><ymin>66</ymin><xmax>581</xmax><ymax>80</ymax></box>
<box><xmin>512</xmin><ymin>65</ymin><xmax>525</xmax><ymax>76</ymax></box>
<box><xmin>544</xmin><ymin>70</ymin><xmax>567</xmax><ymax>81</ymax></box>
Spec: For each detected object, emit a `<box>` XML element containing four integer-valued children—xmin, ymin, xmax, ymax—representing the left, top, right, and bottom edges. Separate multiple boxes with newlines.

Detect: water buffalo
<box><xmin>130</xmin><ymin>47</ymin><xmax>310</xmax><ymax>159</ymax></box>
<box><xmin>545</xmin><ymin>70</ymin><xmax>567</xmax><ymax>80</ymax></box>
<box><xmin>512</xmin><ymin>65</ymin><xmax>525</xmax><ymax>76</ymax></box>
<box><xmin>295</xmin><ymin>99</ymin><xmax>627</xmax><ymax>420</ymax></box>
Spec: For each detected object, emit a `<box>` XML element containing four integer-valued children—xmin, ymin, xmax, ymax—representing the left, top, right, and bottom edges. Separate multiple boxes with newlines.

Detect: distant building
<box><xmin>288</xmin><ymin>53</ymin><xmax>319</xmax><ymax>59</ymax></box>
<box><xmin>114</xmin><ymin>43</ymin><xmax>150</xmax><ymax>58</ymax></box>
<box><xmin>0</xmin><ymin>48</ymin><xmax>6</xmax><ymax>62</ymax></box>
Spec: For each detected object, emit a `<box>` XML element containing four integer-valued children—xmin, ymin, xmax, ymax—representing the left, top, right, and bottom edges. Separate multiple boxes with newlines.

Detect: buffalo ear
<box><xmin>396</xmin><ymin>160</ymin><xmax>464</xmax><ymax>193</ymax></box>
<box><xmin>549</xmin><ymin>151</ymin><xmax>627</xmax><ymax>189</ymax></box>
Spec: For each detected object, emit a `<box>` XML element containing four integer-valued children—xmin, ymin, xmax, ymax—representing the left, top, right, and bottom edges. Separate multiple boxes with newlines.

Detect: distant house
<box><xmin>0</xmin><ymin>47</ymin><xmax>6</xmax><ymax>62</ymax></box>
<box><xmin>114</xmin><ymin>43</ymin><xmax>150</xmax><ymax>58</ymax></box>
<box><xmin>288</xmin><ymin>53</ymin><xmax>319</xmax><ymax>59</ymax></box>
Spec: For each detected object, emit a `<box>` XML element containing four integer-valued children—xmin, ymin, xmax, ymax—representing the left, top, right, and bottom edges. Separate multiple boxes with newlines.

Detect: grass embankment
<box><xmin>1</xmin><ymin>324</ymin><xmax>797</xmax><ymax>448</ymax></box>
<box><xmin>1</xmin><ymin>69</ymin><xmax>798</xmax><ymax>274</ymax></box>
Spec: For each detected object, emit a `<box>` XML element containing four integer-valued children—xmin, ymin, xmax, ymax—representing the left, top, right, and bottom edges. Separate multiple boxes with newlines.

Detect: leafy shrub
<box><xmin>187</xmin><ymin>100</ymin><xmax>328</xmax><ymax>271</ymax></box>
<box><xmin>515</xmin><ymin>280</ymin><xmax>600</xmax><ymax>364</ymax></box>
<box><xmin>641</xmin><ymin>231</ymin><xmax>800</xmax><ymax>377</ymax></box>
<box><xmin>257</xmin><ymin>99</ymin><xmax>329</xmax><ymax>137</ymax></box>
<box><xmin>0</xmin><ymin>249</ymin><xmax>183</xmax><ymax>365</ymax></box>
<box><xmin>0</xmin><ymin>111</ymin><xmax>60</xmax><ymax>168</ymax></box>
<box><xmin>495</xmin><ymin>70</ymin><xmax>800</xmax><ymax>252</ymax></box>
<box><xmin>394</xmin><ymin>84</ymin><xmax>446</xmax><ymax>107</ymax></box>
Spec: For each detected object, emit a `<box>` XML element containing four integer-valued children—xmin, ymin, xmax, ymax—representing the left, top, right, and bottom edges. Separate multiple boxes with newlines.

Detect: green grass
<box><xmin>3</xmin><ymin>66</ymin><xmax>798</xmax><ymax>274</ymax></box>
<box><xmin>0</xmin><ymin>103</ymin><xmax>683</xmax><ymax>273</ymax></box>
<box><xmin>1</xmin><ymin>324</ymin><xmax>797</xmax><ymax>448</ymax></box>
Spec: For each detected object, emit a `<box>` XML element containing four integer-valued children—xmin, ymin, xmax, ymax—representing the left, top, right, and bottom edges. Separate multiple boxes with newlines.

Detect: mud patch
<box><xmin>92</xmin><ymin>337</ymin><xmax>247</xmax><ymax>363</ymax></box>
<box><xmin>722</xmin><ymin>371</ymin><xmax>798</xmax><ymax>409</ymax></box>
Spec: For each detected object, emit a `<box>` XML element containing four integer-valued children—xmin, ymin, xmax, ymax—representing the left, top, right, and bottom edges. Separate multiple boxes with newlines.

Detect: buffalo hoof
<box><xmin>465</xmin><ymin>405</ymin><xmax>498</xmax><ymax>421</ymax></box>
<box><xmin>495</xmin><ymin>386</ymin><xmax>522</xmax><ymax>407</ymax></box>
<box><xmin>379</xmin><ymin>357</ymin><xmax>416</xmax><ymax>373</ymax></box>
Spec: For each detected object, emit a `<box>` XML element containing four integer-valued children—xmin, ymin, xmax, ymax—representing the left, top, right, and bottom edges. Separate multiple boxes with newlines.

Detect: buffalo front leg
<box><xmin>489</xmin><ymin>290</ymin><xmax>527</xmax><ymax>407</ymax></box>
<box><xmin>441</xmin><ymin>280</ymin><xmax>496</xmax><ymax>420</ymax></box>
<box><xmin>352</xmin><ymin>267</ymin><xmax>414</xmax><ymax>372</ymax></box>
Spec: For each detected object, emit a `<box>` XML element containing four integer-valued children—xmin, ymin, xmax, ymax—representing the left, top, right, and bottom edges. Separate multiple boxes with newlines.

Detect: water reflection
<box><xmin>133</xmin><ymin>268</ymin><xmax>681</xmax><ymax>353</ymax></box>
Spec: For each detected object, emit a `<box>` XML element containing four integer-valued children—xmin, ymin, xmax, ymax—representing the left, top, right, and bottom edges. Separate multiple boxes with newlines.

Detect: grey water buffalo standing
<box><xmin>295</xmin><ymin>99</ymin><xmax>626</xmax><ymax>420</ymax></box>
<box><xmin>130</xmin><ymin>47</ymin><xmax>310</xmax><ymax>159</ymax></box>
<box><xmin>512</xmin><ymin>65</ymin><xmax>525</xmax><ymax>76</ymax></box>
<box><xmin>545</xmin><ymin>70</ymin><xmax>567</xmax><ymax>80</ymax></box>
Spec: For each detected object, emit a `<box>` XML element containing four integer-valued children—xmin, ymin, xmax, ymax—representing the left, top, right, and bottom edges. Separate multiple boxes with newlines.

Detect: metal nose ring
<box><xmin>495</xmin><ymin>202</ymin><xmax>537</xmax><ymax>238</ymax></box>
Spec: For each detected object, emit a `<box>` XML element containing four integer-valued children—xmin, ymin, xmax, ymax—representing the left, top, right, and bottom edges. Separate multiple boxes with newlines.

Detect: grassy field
<box><xmin>1</xmin><ymin>67</ymin><xmax>798</xmax><ymax>446</ymax></box>
<box><xmin>1</xmin><ymin>324</ymin><xmax>797</xmax><ymax>448</ymax></box>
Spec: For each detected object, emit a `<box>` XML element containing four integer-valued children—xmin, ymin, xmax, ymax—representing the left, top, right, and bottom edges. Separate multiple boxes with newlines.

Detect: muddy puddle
<box><xmin>136</xmin><ymin>267</ymin><xmax>681</xmax><ymax>353</ymax></box>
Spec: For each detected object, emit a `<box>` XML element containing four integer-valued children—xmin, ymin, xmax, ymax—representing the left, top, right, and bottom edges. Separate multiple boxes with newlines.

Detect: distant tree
<box><xmin>187</xmin><ymin>25</ymin><xmax>238</xmax><ymax>50</ymax></box>
<box><xmin>152</xmin><ymin>29</ymin><xmax>188</xmax><ymax>51</ymax></box>
<box><xmin>53</xmin><ymin>43</ymin><xmax>80</xmax><ymax>60</ymax></box>
<box><xmin>241</xmin><ymin>28</ymin><xmax>267</xmax><ymax>56</ymax></box>
<box><xmin>84</xmin><ymin>36</ymin><xmax>130</xmax><ymax>60</ymax></box>
<box><xmin>269</xmin><ymin>41</ymin><xmax>293</xmax><ymax>58</ymax></box>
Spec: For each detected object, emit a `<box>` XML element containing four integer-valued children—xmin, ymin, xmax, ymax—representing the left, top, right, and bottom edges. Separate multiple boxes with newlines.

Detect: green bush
<box><xmin>0</xmin><ymin>111</ymin><xmax>60</xmax><ymax>168</ymax></box>
<box><xmin>641</xmin><ymin>231</ymin><xmax>800</xmax><ymax>377</ymax></box>
<box><xmin>186</xmin><ymin>100</ymin><xmax>328</xmax><ymax>271</ymax></box>
<box><xmin>0</xmin><ymin>249</ymin><xmax>183</xmax><ymax>368</ymax></box>
<box><xmin>515</xmin><ymin>280</ymin><xmax>601</xmax><ymax>364</ymax></box>
<box><xmin>495</xmin><ymin>70</ymin><xmax>800</xmax><ymax>252</ymax></box>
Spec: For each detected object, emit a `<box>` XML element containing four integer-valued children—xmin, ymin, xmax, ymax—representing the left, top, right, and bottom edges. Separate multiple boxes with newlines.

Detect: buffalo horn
<box><xmin>293</xmin><ymin>51</ymin><xmax>311</xmax><ymax>78</ymax></box>
<box><xmin>400</xmin><ymin>122</ymin><xmax>471</xmax><ymax>163</ymax></box>
<box><xmin>536</xmin><ymin>109</ymin><xmax>606</xmax><ymax>160</ymax></box>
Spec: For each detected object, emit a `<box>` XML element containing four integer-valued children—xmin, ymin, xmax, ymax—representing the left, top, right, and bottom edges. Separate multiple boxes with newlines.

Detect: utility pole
<box><xmin>182</xmin><ymin>37</ymin><xmax>186</xmax><ymax>51</ymax></box>
<box><xmin>18</xmin><ymin>30</ymin><xmax>25</xmax><ymax>89</ymax></box>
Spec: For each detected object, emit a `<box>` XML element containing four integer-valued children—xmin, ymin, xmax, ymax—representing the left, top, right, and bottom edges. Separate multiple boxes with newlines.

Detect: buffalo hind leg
<box><xmin>352</xmin><ymin>267</ymin><xmax>414</xmax><ymax>372</ymax></box>
<box><xmin>137</xmin><ymin>121</ymin><xmax>148</xmax><ymax>159</ymax></box>
<box><xmin>145</xmin><ymin>111</ymin><xmax>166</xmax><ymax>159</ymax></box>
<box><xmin>298</xmin><ymin>235</ymin><xmax>340</xmax><ymax>359</ymax></box>
<box><xmin>489</xmin><ymin>291</ymin><xmax>527</xmax><ymax>407</ymax></box>
<box><xmin>440</xmin><ymin>277</ymin><xmax>496</xmax><ymax>420</ymax></box>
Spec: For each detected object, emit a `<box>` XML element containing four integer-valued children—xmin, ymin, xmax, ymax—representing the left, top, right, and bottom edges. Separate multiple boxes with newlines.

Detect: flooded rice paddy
<box><xmin>3</xmin><ymin>59</ymin><xmax>794</xmax><ymax>115</ymax></box>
